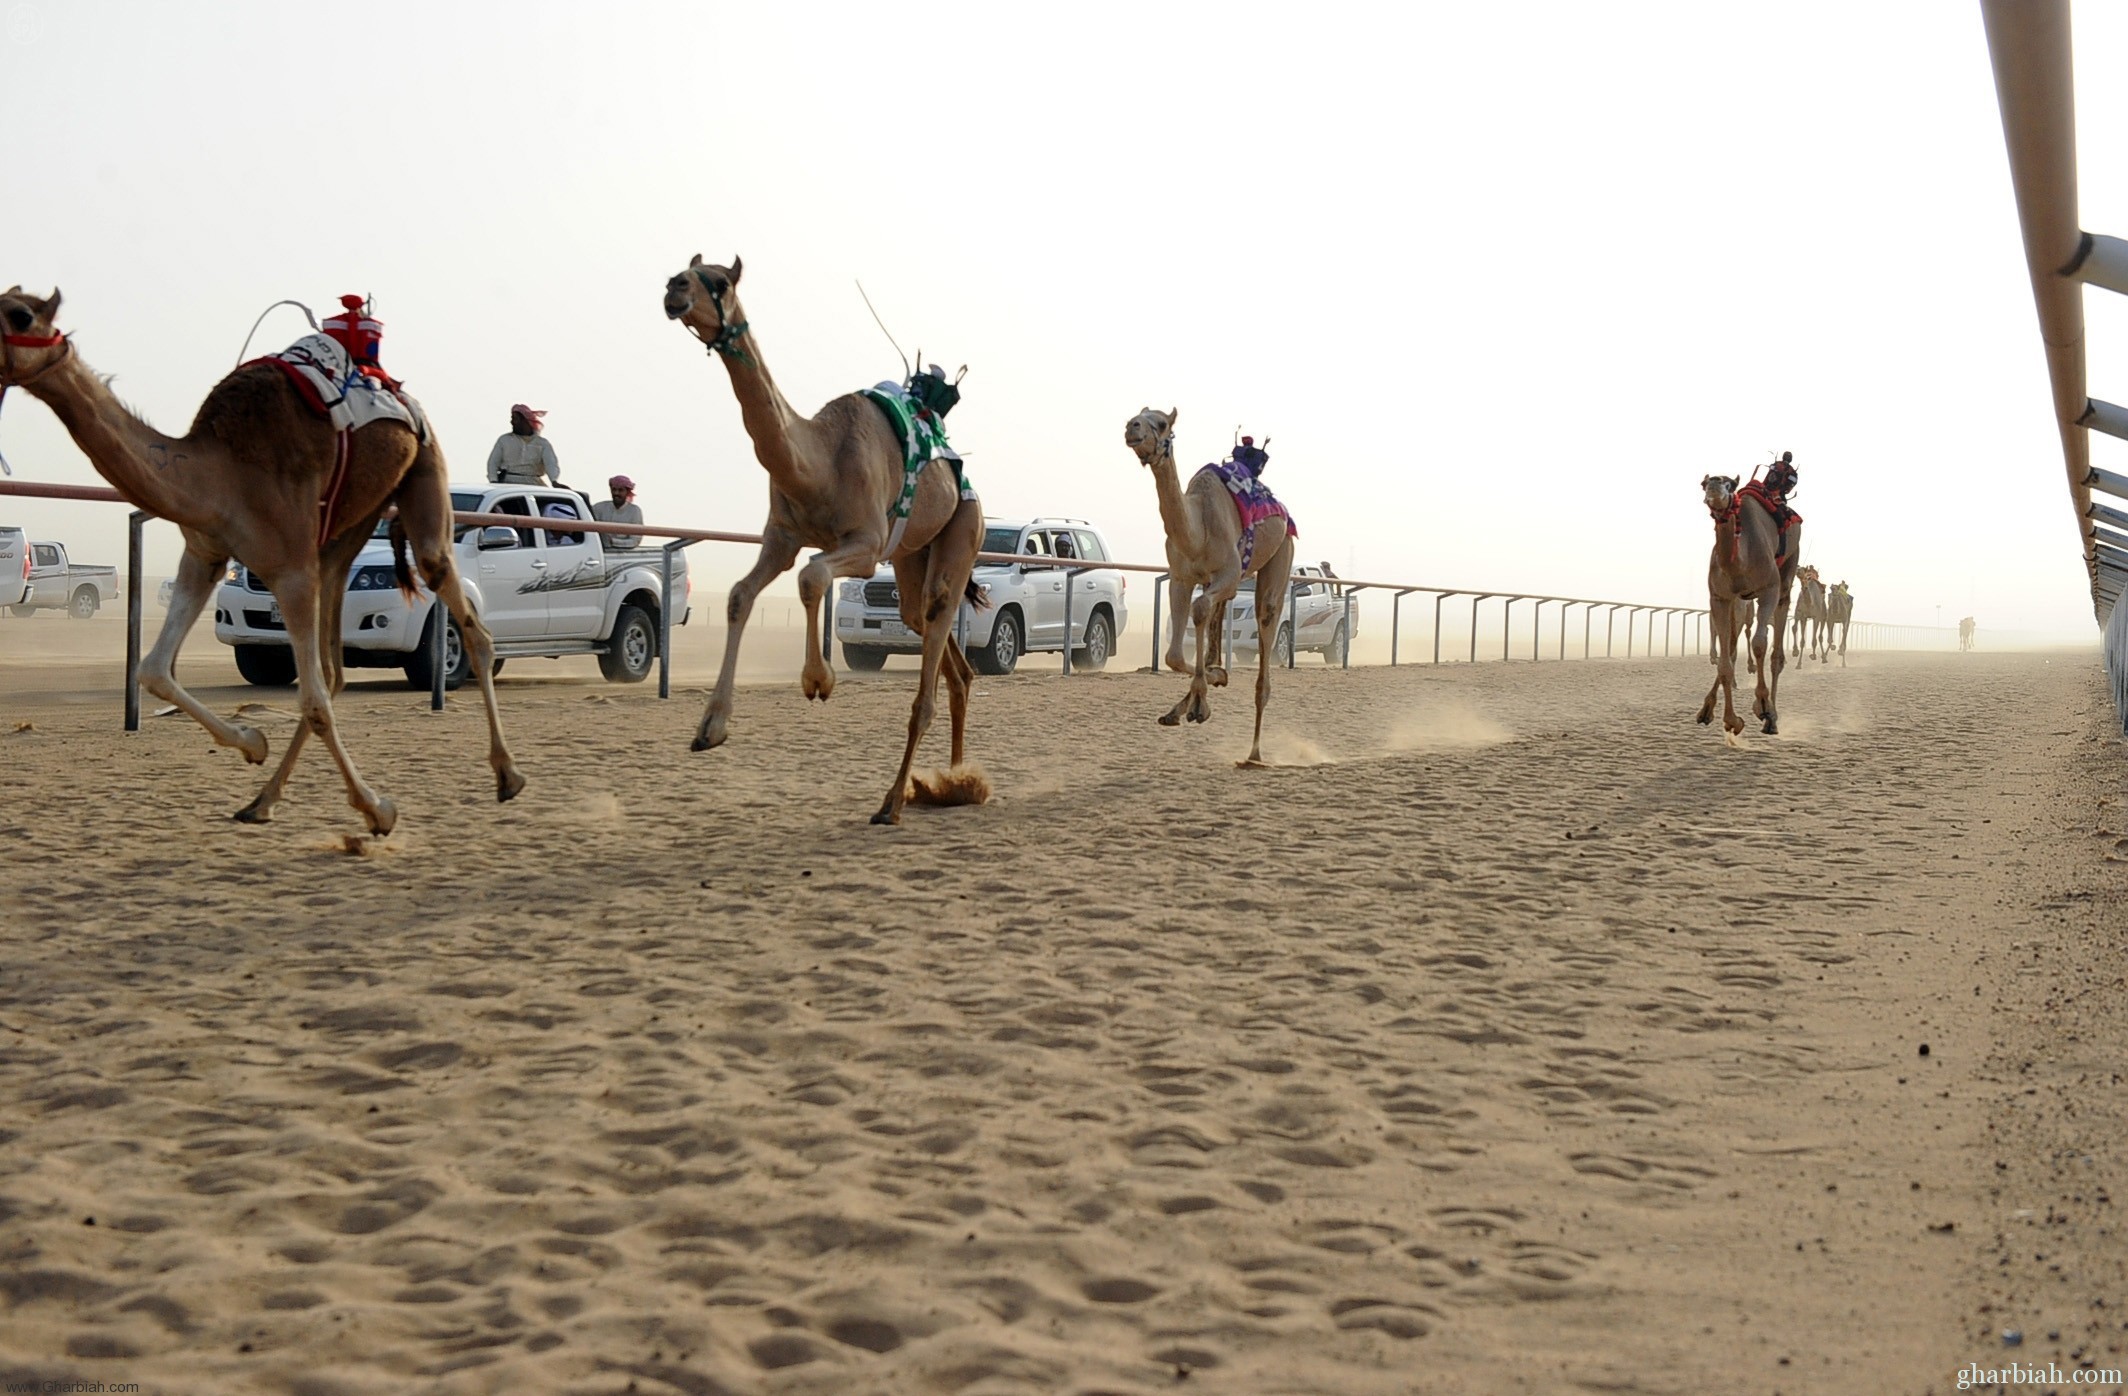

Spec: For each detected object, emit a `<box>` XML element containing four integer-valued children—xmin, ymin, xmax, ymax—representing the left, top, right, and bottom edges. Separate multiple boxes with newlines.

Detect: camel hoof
<box><xmin>1158</xmin><ymin>711</ymin><xmax>1183</xmax><ymax>727</ymax></box>
<box><xmin>1207</xmin><ymin>667</ymin><xmax>1230</xmax><ymax>688</ymax></box>
<box><xmin>1695</xmin><ymin>707</ymin><xmax>1713</xmax><ymax>726</ymax></box>
<box><xmin>801</xmin><ymin>668</ymin><xmax>835</xmax><ymax>702</ymax></box>
<box><xmin>1762</xmin><ymin>718</ymin><xmax>1778</xmax><ymax>736</ymax></box>
<box><xmin>1164</xmin><ymin>656</ymin><xmax>1190</xmax><ymax>675</ymax></box>
<box><xmin>1236</xmin><ymin>756</ymin><xmax>1269</xmax><ymax>770</ymax></box>
<box><xmin>1187</xmin><ymin>705</ymin><xmax>1210</xmax><ymax>725</ymax></box>
<box><xmin>366</xmin><ymin>797</ymin><xmax>399</xmax><ymax>837</ymax></box>
<box><xmin>235</xmin><ymin>726</ymin><xmax>269</xmax><ymax>765</ymax></box>
<box><xmin>232</xmin><ymin>800</ymin><xmax>273</xmax><ymax>825</ymax></box>
<box><xmin>496</xmin><ymin>767</ymin><xmax>526</xmax><ymax>803</ymax></box>
<box><xmin>869</xmin><ymin>807</ymin><xmax>901</xmax><ymax>826</ymax></box>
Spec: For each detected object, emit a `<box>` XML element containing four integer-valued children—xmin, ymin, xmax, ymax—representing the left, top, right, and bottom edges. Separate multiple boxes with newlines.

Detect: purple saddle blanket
<box><xmin>1198</xmin><ymin>462</ymin><xmax>1296</xmax><ymax>570</ymax></box>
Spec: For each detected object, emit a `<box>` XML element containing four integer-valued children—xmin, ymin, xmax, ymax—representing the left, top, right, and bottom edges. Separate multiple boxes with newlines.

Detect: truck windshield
<box><xmin>981</xmin><ymin>526</ymin><xmax>1021</xmax><ymax>555</ymax></box>
<box><xmin>368</xmin><ymin>493</ymin><xmax>487</xmax><ymax>540</ymax></box>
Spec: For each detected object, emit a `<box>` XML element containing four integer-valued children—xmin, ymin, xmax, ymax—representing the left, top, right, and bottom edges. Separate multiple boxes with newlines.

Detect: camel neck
<box><xmin>1146</xmin><ymin>444</ymin><xmax>1200</xmax><ymax>552</ymax></box>
<box><xmin>710</xmin><ymin>302</ymin><xmax>813</xmax><ymax>490</ymax></box>
<box><xmin>27</xmin><ymin>354</ymin><xmax>206</xmax><ymax>527</ymax></box>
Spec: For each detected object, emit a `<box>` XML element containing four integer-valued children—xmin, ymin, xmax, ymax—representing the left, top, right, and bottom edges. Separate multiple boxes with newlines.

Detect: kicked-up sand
<box><xmin>0</xmin><ymin>621</ymin><xmax>2124</xmax><ymax>1395</ymax></box>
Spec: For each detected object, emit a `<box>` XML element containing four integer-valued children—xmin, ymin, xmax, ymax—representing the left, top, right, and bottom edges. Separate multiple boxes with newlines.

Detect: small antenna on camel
<box><xmin>234</xmin><ymin>299</ymin><xmax>321</xmax><ymax>368</ymax></box>
<box><xmin>855</xmin><ymin>281</ymin><xmax>911</xmax><ymax>381</ymax></box>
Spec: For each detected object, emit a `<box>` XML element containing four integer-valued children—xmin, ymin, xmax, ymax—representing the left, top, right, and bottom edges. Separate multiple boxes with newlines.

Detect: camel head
<box><xmin>1124</xmin><ymin>407</ymin><xmax>1178</xmax><ymax>467</ymax></box>
<box><xmin>1700</xmin><ymin>473</ymin><xmax>1739</xmax><ymax>518</ymax></box>
<box><xmin>0</xmin><ymin>286</ymin><xmax>68</xmax><ymax>386</ymax></box>
<box><xmin>663</xmin><ymin>254</ymin><xmax>746</xmax><ymax>351</ymax></box>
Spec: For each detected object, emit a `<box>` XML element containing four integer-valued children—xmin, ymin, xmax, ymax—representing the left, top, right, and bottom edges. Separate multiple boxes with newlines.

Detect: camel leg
<box><xmin>694</xmin><ymin>528</ymin><xmax>802</xmax><ymax>751</ymax></box>
<box><xmin>261</xmin><ymin>571</ymin><xmax>394</xmax><ymax>835</ymax></box>
<box><xmin>1241</xmin><ymin>544</ymin><xmax>1292</xmax><ymax>766</ymax></box>
<box><xmin>1717</xmin><ymin>603</ymin><xmax>1748</xmax><ymax>735</ymax></box>
<box><xmin>1163</xmin><ymin>575</ymin><xmax>1193</xmax><ymax>674</ymax></box>
<box><xmin>400</xmin><ymin>472</ymin><xmax>524</xmax><ymax>802</ymax></box>
<box><xmin>1204</xmin><ymin>596</ymin><xmax>1230</xmax><ymax>688</ymax></box>
<box><xmin>872</xmin><ymin>529</ymin><xmax>978</xmax><ymax>826</ymax></box>
<box><xmin>1165</xmin><ymin>562</ymin><xmax>1240</xmax><ymax>726</ymax></box>
<box><xmin>797</xmin><ymin>538</ymin><xmax>887</xmax><ymax>703</ymax></box>
<box><xmin>942</xmin><ymin>634</ymin><xmax>973</xmax><ymax>767</ymax></box>
<box><xmin>140</xmin><ymin>546</ymin><xmax>270</xmax><ymax>764</ymax></box>
<box><xmin>234</xmin><ymin>536</ymin><xmax>367</xmax><ymax>825</ymax></box>
<box><xmin>1160</xmin><ymin>594</ymin><xmax>1214</xmax><ymax>726</ymax></box>
<box><xmin>1696</xmin><ymin>600</ymin><xmax>1726</xmax><ymax>724</ymax></box>
<box><xmin>1761</xmin><ymin>591</ymin><xmax>1791</xmax><ymax>735</ymax></box>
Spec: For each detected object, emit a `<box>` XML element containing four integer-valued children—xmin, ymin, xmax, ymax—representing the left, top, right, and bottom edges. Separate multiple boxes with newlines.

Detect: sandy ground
<box><xmin>1</xmin><ymin>617</ymin><xmax>2124</xmax><ymax>1396</ymax></box>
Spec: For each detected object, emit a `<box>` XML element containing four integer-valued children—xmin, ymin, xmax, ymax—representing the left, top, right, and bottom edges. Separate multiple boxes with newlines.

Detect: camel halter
<box><xmin>685</xmin><ymin>270</ymin><xmax>752</xmax><ymax>364</ymax></box>
<box><xmin>1708</xmin><ymin>491</ymin><xmax>1742</xmax><ymax>566</ymax></box>
<box><xmin>0</xmin><ymin>329</ymin><xmax>73</xmax><ymax>477</ymax></box>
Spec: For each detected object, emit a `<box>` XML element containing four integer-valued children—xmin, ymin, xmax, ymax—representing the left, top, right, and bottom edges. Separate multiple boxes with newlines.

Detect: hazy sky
<box><xmin>5</xmin><ymin>0</ymin><xmax>2124</xmax><ymax>639</ymax></box>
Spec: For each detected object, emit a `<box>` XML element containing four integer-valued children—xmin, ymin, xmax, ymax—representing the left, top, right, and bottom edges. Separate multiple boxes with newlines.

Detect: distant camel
<box><xmin>1826</xmin><ymin>581</ymin><xmax>1854</xmax><ymax>664</ymax></box>
<box><xmin>1791</xmin><ymin>565</ymin><xmax>1829</xmax><ymax>663</ymax></box>
<box><xmin>0</xmin><ymin>286</ymin><xmax>520</xmax><ymax>834</ymax></box>
<box><xmin>661</xmin><ymin>255</ymin><xmax>987</xmax><ymax>824</ymax></box>
<box><xmin>1122</xmin><ymin>408</ymin><xmax>1295</xmax><ymax>766</ymax></box>
<box><xmin>1697</xmin><ymin>474</ymin><xmax>1799</xmax><ymax>735</ymax></box>
<box><xmin>1959</xmin><ymin>615</ymin><xmax>1976</xmax><ymax>651</ymax></box>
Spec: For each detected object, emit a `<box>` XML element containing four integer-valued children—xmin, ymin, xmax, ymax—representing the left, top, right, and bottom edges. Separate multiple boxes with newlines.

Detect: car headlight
<box><xmin>349</xmin><ymin>564</ymin><xmax>400</xmax><ymax>592</ymax></box>
<box><xmin>841</xmin><ymin>580</ymin><xmax>864</xmax><ymax>600</ymax></box>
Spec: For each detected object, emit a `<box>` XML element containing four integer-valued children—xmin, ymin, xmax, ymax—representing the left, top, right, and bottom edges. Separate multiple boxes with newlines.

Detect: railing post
<box><xmin>1434</xmin><ymin>592</ymin><xmax>1453</xmax><ymax>664</ymax></box>
<box><xmin>1584</xmin><ymin>604</ymin><xmax>1593</xmax><ymax>658</ymax></box>
<box><xmin>659</xmin><ymin>539</ymin><xmax>686</xmax><ymax>700</ymax></box>
<box><xmin>1341</xmin><ymin>588</ymin><xmax>1353</xmax><ymax>669</ymax></box>
<box><xmin>1151</xmin><ymin>572</ymin><xmax>1166</xmax><ymax>671</ymax></box>
<box><xmin>430</xmin><ymin>585</ymin><xmax>447</xmax><ymax>711</ymax></box>
<box><xmin>1470</xmin><ymin>594</ymin><xmax>1489</xmax><ymax>663</ymax></box>
<box><xmin>1287</xmin><ymin>584</ymin><xmax>1299</xmax><ymax>669</ymax></box>
<box><xmin>125</xmin><ymin>511</ymin><xmax>144</xmax><ymax>733</ymax></box>
<box><xmin>1502</xmin><ymin>596</ymin><xmax>1516</xmax><ymax>661</ymax></box>
<box><xmin>1606</xmin><ymin>604</ymin><xmax>1618</xmax><ymax>658</ymax></box>
<box><xmin>1532</xmin><ymin>598</ymin><xmax>1547</xmax><ymax>661</ymax></box>
<box><xmin>1063</xmin><ymin>565</ymin><xmax>1090</xmax><ymax>676</ymax></box>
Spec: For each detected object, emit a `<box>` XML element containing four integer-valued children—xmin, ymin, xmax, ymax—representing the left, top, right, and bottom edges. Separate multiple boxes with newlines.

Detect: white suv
<box><xmin>834</xmin><ymin>518</ymin><xmax>1128</xmax><ymax>675</ymax></box>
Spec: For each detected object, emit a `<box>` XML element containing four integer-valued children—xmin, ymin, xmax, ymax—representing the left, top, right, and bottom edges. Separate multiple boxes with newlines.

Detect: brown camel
<box><xmin>1791</xmin><ymin>565</ymin><xmax>1829</xmax><ymax>663</ymax></box>
<box><xmin>1827</xmin><ymin>581</ymin><xmax>1855</xmax><ymax>664</ymax></box>
<box><xmin>0</xmin><ymin>287</ymin><xmax>521</xmax><ymax>833</ymax></box>
<box><xmin>661</xmin><ymin>256</ymin><xmax>987</xmax><ymax>824</ymax></box>
<box><xmin>1122</xmin><ymin>408</ymin><xmax>1294</xmax><ymax>766</ymax></box>
<box><xmin>1696</xmin><ymin>473</ymin><xmax>1799</xmax><ymax>736</ymax></box>
<box><xmin>1959</xmin><ymin>615</ymin><xmax>1976</xmax><ymax>651</ymax></box>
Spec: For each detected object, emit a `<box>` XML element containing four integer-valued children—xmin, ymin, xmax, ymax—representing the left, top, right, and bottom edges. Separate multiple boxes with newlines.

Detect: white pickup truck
<box><xmin>0</xmin><ymin>527</ymin><xmax>27</xmax><ymax>609</ymax></box>
<box><xmin>1186</xmin><ymin>563</ymin><xmax>1359</xmax><ymax>666</ymax></box>
<box><xmin>833</xmin><ymin>517</ymin><xmax>1130</xmax><ymax>675</ymax></box>
<box><xmin>7</xmin><ymin>538</ymin><xmax>120</xmax><ymax>619</ymax></box>
<box><xmin>214</xmin><ymin>484</ymin><xmax>689</xmax><ymax>689</ymax></box>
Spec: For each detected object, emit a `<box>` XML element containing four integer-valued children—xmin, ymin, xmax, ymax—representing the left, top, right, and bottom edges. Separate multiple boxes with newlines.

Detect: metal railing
<box><xmin>9</xmin><ymin>478</ymin><xmax>1964</xmax><ymax>731</ymax></box>
<box><xmin>1981</xmin><ymin>0</ymin><xmax>2128</xmax><ymax>731</ymax></box>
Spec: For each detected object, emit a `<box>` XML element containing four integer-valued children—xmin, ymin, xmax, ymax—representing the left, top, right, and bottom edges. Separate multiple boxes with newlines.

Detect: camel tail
<box><xmin>907</xmin><ymin>762</ymin><xmax>993</xmax><ymax>809</ymax></box>
<box><xmin>965</xmin><ymin>579</ymin><xmax>991</xmax><ymax>612</ymax></box>
<box><xmin>388</xmin><ymin>515</ymin><xmax>419</xmax><ymax>604</ymax></box>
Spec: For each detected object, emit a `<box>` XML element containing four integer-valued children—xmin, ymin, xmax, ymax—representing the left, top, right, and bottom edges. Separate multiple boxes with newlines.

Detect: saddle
<box><xmin>244</xmin><ymin>332</ymin><xmax>431</xmax><ymax>544</ymax></box>
<box><xmin>860</xmin><ymin>380</ymin><xmax>977</xmax><ymax>554</ymax></box>
<box><xmin>1735</xmin><ymin>480</ymin><xmax>1801</xmax><ymax>568</ymax></box>
<box><xmin>1200</xmin><ymin>461</ymin><xmax>1296</xmax><ymax>571</ymax></box>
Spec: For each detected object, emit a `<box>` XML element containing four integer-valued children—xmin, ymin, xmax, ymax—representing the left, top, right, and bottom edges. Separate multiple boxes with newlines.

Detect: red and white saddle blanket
<box><xmin>252</xmin><ymin>333</ymin><xmax>431</xmax><ymax>443</ymax></box>
<box><xmin>245</xmin><ymin>334</ymin><xmax>432</xmax><ymax>544</ymax></box>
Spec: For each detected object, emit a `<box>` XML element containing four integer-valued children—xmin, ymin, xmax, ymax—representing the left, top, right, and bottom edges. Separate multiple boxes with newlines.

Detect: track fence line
<box><xmin>6</xmin><ymin>479</ymin><xmax>1946</xmax><ymax>731</ymax></box>
<box><xmin>1982</xmin><ymin>0</ymin><xmax>2128</xmax><ymax>731</ymax></box>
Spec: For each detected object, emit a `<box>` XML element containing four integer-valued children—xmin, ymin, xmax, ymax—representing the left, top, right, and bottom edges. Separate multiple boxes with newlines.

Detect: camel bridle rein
<box><xmin>682</xmin><ymin>270</ymin><xmax>752</xmax><ymax>364</ymax></box>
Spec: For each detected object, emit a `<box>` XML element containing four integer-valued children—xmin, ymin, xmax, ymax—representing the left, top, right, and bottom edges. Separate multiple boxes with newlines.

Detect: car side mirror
<box><xmin>478</xmin><ymin>526</ymin><xmax>520</xmax><ymax>550</ymax></box>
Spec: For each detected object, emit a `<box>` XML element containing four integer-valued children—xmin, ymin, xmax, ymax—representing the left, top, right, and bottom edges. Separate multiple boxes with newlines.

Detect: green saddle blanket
<box><xmin>862</xmin><ymin>382</ymin><xmax>976</xmax><ymax>528</ymax></box>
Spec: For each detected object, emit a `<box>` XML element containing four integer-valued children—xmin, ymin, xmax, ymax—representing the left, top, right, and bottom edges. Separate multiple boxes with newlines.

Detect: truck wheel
<box><xmin>970</xmin><ymin>609</ymin><xmax>1021</xmax><ymax>675</ymax></box>
<box><xmin>234</xmin><ymin>644</ymin><xmax>298</xmax><ymax>687</ymax></box>
<box><xmin>1274</xmin><ymin>623</ymin><xmax>1294</xmax><ymax>667</ymax></box>
<box><xmin>8</xmin><ymin>605</ymin><xmax>33</xmax><ymax>619</ymax></box>
<box><xmin>1072</xmin><ymin>612</ymin><xmax>1114</xmax><ymax>672</ymax></box>
<box><xmin>69</xmin><ymin>587</ymin><xmax>99</xmax><ymax>620</ymax></box>
<box><xmin>842</xmin><ymin>643</ymin><xmax>889</xmax><ymax>671</ymax></box>
<box><xmin>1320</xmin><ymin>622</ymin><xmax>1347</xmax><ymax>666</ymax></box>
<box><xmin>404</xmin><ymin>609</ymin><xmax>472</xmax><ymax>691</ymax></box>
<box><xmin>599</xmin><ymin>603</ymin><xmax>656</xmax><ymax>683</ymax></box>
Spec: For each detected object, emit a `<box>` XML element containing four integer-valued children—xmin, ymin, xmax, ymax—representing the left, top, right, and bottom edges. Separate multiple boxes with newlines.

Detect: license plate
<box><xmin>881</xmin><ymin>619</ymin><xmax>910</xmax><ymax>637</ymax></box>
<box><xmin>268</xmin><ymin>602</ymin><xmax>283</xmax><ymax>624</ymax></box>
